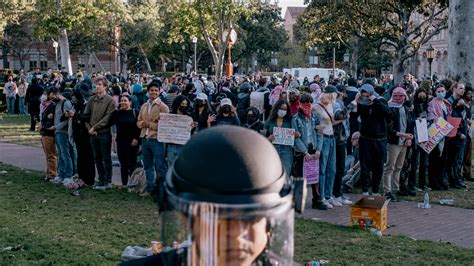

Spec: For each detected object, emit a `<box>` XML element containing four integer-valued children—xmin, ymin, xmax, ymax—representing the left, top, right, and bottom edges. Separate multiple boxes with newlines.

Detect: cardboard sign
<box><xmin>303</xmin><ymin>156</ymin><xmax>319</xmax><ymax>185</ymax></box>
<box><xmin>157</xmin><ymin>113</ymin><xmax>193</xmax><ymax>145</ymax></box>
<box><xmin>415</xmin><ymin>118</ymin><xmax>429</xmax><ymax>143</ymax></box>
<box><xmin>272</xmin><ymin>127</ymin><xmax>295</xmax><ymax>146</ymax></box>
<box><xmin>418</xmin><ymin>117</ymin><xmax>454</xmax><ymax>154</ymax></box>
<box><xmin>446</xmin><ymin>116</ymin><xmax>461</xmax><ymax>138</ymax></box>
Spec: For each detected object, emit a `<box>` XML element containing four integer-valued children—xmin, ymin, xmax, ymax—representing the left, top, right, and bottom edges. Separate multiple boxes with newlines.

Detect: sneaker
<box><xmin>336</xmin><ymin>196</ymin><xmax>352</xmax><ymax>205</ymax></box>
<box><xmin>71</xmin><ymin>190</ymin><xmax>81</xmax><ymax>196</ymax></box>
<box><xmin>93</xmin><ymin>181</ymin><xmax>105</xmax><ymax>190</ymax></box>
<box><xmin>312</xmin><ymin>202</ymin><xmax>328</xmax><ymax>210</ymax></box>
<box><xmin>139</xmin><ymin>192</ymin><xmax>150</xmax><ymax>197</ymax></box>
<box><xmin>328</xmin><ymin>197</ymin><xmax>342</xmax><ymax>207</ymax></box>
<box><xmin>372</xmin><ymin>193</ymin><xmax>381</xmax><ymax>196</ymax></box>
<box><xmin>385</xmin><ymin>192</ymin><xmax>399</xmax><ymax>202</ymax></box>
<box><xmin>51</xmin><ymin>176</ymin><xmax>63</xmax><ymax>184</ymax></box>
<box><xmin>63</xmin><ymin>178</ymin><xmax>73</xmax><ymax>186</ymax></box>
<box><xmin>323</xmin><ymin>199</ymin><xmax>334</xmax><ymax>209</ymax></box>
<box><xmin>103</xmin><ymin>183</ymin><xmax>112</xmax><ymax>189</ymax></box>
<box><xmin>407</xmin><ymin>189</ymin><xmax>417</xmax><ymax>196</ymax></box>
<box><xmin>362</xmin><ymin>192</ymin><xmax>369</xmax><ymax>196</ymax></box>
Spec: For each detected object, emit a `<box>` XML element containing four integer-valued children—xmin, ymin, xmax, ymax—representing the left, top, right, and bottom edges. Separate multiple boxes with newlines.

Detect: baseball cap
<box><xmin>196</xmin><ymin>93</ymin><xmax>208</xmax><ymax>101</ymax></box>
<box><xmin>220</xmin><ymin>98</ymin><xmax>233</xmax><ymax>107</ymax></box>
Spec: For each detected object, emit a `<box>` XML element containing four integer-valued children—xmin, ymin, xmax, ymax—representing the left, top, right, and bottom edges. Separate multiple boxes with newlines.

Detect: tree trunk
<box><xmin>350</xmin><ymin>50</ymin><xmax>358</xmax><ymax>78</ymax></box>
<box><xmin>58</xmin><ymin>28</ymin><xmax>72</xmax><ymax>75</ymax></box>
<box><xmin>448</xmin><ymin>0</ymin><xmax>473</xmax><ymax>84</ymax></box>
<box><xmin>121</xmin><ymin>50</ymin><xmax>128</xmax><ymax>73</ymax></box>
<box><xmin>139</xmin><ymin>45</ymin><xmax>152</xmax><ymax>72</ymax></box>
<box><xmin>393</xmin><ymin>51</ymin><xmax>406</xmax><ymax>85</ymax></box>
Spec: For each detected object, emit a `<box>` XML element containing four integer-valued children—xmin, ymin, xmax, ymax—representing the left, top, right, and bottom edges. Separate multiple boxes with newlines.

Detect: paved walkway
<box><xmin>301</xmin><ymin>191</ymin><xmax>474</xmax><ymax>249</ymax></box>
<box><xmin>0</xmin><ymin>141</ymin><xmax>122</xmax><ymax>185</ymax></box>
<box><xmin>1</xmin><ymin>141</ymin><xmax>474</xmax><ymax>249</ymax></box>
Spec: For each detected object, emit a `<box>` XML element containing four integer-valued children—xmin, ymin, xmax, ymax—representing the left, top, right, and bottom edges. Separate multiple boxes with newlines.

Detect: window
<box><xmin>40</xmin><ymin>61</ymin><xmax>48</xmax><ymax>71</ymax></box>
<box><xmin>29</xmin><ymin>61</ymin><xmax>37</xmax><ymax>71</ymax></box>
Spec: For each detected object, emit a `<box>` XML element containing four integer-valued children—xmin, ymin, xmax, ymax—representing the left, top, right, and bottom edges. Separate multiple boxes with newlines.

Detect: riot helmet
<box><xmin>161</xmin><ymin>126</ymin><xmax>295</xmax><ymax>265</ymax></box>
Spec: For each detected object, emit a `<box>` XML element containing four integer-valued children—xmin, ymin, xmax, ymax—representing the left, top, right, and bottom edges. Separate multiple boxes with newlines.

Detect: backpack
<box><xmin>127</xmin><ymin>162</ymin><xmax>146</xmax><ymax>193</ymax></box>
<box><xmin>236</xmin><ymin>93</ymin><xmax>250</xmax><ymax>120</ymax></box>
<box><xmin>250</xmin><ymin>91</ymin><xmax>266</xmax><ymax>115</ymax></box>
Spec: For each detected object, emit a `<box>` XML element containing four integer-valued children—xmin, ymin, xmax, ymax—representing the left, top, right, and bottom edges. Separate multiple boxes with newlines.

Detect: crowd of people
<box><xmin>2</xmin><ymin>68</ymin><xmax>472</xmax><ymax>210</ymax></box>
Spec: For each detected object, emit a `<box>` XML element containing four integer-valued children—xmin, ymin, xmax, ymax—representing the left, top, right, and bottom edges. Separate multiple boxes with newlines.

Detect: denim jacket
<box><xmin>292</xmin><ymin>111</ymin><xmax>323</xmax><ymax>153</ymax></box>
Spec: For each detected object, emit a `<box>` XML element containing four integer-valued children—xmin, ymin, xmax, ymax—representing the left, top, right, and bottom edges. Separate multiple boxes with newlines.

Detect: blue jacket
<box><xmin>292</xmin><ymin>111</ymin><xmax>323</xmax><ymax>153</ymax></box>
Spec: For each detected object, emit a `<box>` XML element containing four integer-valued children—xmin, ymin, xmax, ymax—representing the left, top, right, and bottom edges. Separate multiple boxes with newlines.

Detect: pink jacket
<box><xmin>428</xmin><ymin>98</ymin><xmax>451</xmax><ymax>121</ymax></box>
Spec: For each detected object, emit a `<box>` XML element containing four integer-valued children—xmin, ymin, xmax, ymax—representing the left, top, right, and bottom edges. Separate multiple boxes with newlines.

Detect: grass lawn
<box><xmin>1</xmin><ymin>164</ymin><xmax>473</xmax><ymax>265</ymax></box>
<box><xmin>397</xmin><ymin>182</ymin><xmax>474</xmax><ymax>209</ymax></box>
<box><xmin>0</xmin><ymin>114</ymin><xmax>41</xmax><ymax>147</ymax></box>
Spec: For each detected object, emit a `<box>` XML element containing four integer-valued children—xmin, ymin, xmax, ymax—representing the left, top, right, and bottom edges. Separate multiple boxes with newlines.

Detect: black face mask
<box><xmin>221</xmin><ymin>106</ymin><xmax>231</xmax><ymax>114</ymax></box>
<box><xmin>178</xmin><ymin>106</ymin><xmax>188</xmax><ymax>114</ymax></box>
<box><xmin>247</xmin><ymin>115</ymin><xmax>257</xmax><ymax>122</ymax></box>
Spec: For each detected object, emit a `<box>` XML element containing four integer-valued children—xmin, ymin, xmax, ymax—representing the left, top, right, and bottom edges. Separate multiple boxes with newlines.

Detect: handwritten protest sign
<box><xmin>415</xmin><ymin>119</ymin><xmax>429</xmax><ymax>143</ymax></box>
<box><xmin>157</xmin><ymin>113</ymin><xmax>193</xmax><ymax>145</ymax></box>
<box><xmin>303</xmin><ymin>157</ymin><xmax>319</xmax><ymax>185</ymax></box>
<box><xmin>272</xmin><ymin>127</ymin><xmax>295</xmax><ymax>146</ymax></box>
<box><xmin>418</xmin><ymin>117</ymin><xmax>454</xmax><ymax>154</ymax></box>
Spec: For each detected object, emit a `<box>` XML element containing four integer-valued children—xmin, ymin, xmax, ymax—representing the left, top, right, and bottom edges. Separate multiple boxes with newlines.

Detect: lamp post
<box><xmin>192</xmin><ymin>36</ymin><xmax>197</xmax><ymax>73</ymax></box>
<box><xmin>52</xmin><ymin>40</ymin><xmax>59</xmax><ymax>70</ymax></box>
<box><xmin>426</xmin><ymin>44</ymin><xmax>435</xmax><ymax>79</ymax></box>
<box><xmin>343</xmin><ymin>51</ymin><xmax>350</xmax><ymax>76</ymax></box>
<box><xmin>181</xmin><ymin>45</ymin><xmax>185</xmax><ymax>74</ymax></box>
<box><xmin>222</xmin><ymin>29</ymin><xmax>237</xmax><ymax>77</ymax></box>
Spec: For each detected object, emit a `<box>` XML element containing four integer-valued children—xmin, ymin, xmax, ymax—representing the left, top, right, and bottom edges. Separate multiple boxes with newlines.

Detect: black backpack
<box><xmin>237</xmin><ymin>93</ymin><xmax>250</xmax><ymax>120</ymax></box>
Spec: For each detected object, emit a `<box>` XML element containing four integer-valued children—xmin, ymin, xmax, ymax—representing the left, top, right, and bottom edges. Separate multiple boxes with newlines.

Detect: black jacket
<box><xmin>387</xmin><ymin>105</ymin><xmax>415</xmax><ymax>145</ymax></box>
<box><xmin>356</xmin><ymin>98</ymin><xmax>391</xmax><ymax>139</ymax></box>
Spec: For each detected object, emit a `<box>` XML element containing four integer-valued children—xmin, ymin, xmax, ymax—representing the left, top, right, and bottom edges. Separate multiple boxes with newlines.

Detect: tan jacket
<box><xmin>84</xmin><ymin>94</ymin><xmax>115</xmax><ymax>133</ymax></box>
<box><xmin>137</xmin><ymin>98</ymin><xmax>169</xmax><ymax>139</ymax></box>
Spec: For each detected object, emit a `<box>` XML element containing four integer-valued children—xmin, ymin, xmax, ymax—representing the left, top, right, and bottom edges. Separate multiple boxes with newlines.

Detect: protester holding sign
<box><xmin>409</xmin><ymin>89</ymin><xmax>430</xmax><ymax>191</ymax></box>
<box><xmin>445</xmin><ymin>98</ymin><xmax>469</xmax><ymax>189</ymax></box>
<box><xmin>265</xmin><ymin>100</ymin><xmax>297</xmax><ymax>180</ymax></box>
<box><xmin>165</xmin><ymin>96</ymin><xmax>192</xmax><ymax>167</ymax></box>
<box><xmin>137</xmin><ymin>81</ymin><xmax>170</xmax><ymax>196</ymax></box>
<box><xmin>292</xmin><ymin>93</ymin><xmax>325</xmax><ymax>210</ymax></box>
<box><xmin>427</xmin><ymin>84</ymin><xmax>452</xmax><ymax>190</ymax></box>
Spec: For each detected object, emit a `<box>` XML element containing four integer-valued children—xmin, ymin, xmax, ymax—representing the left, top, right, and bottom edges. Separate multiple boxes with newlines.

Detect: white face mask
<box><xmin>277</xmin><ymin>110</ymin><xmax>287</xmax><ymax>117</ymax></box>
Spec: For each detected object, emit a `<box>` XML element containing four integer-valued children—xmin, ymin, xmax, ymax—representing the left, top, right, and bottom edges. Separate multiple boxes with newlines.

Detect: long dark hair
<box><xmin>268</xmin><ymin>99</ymin><xmax>292</xmax><ymax>122</ymax></box>
<box><xmin>171</xmin><ymin>95</ymin><xmax>190</xmax><ymax>114</ymax></box>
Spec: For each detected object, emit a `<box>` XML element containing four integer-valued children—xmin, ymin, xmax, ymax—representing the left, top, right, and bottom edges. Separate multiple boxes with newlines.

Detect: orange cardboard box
<box><xmin>350</xmin><ymin>196</ymin><xmax>390</xmax><ymax>231</ymax></box>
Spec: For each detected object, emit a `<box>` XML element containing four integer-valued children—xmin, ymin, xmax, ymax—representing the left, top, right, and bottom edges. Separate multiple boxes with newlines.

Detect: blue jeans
<box><xmin>455</xmin><ymin>139</ymin><xmax>466</xmax><ymax>184</ymax></box>
<box><xmin>142</xmin><ymin>139</ymin><xmax>167</xmax><ymax>192</ymax></box>
<box><xmin>55</xmin><ymin>132</ymin><xmax>73</xmax><ymax>179</ymax></box>
<box><xmin>274</xmin><ymin>144</ymin><xmax>294</xmax><ymax>181</ymax></box>
<box><xmin>166</xmin><ymin>144</ymin><xmax>183</xmax><ymax>168</ymax></box>
<box><xmin>6</xmin><ymin>97</ymin><xmax>15</xmax><ymax>114</ymax></box>
<box><xmin>19</xmin><ymin>97</ymin><xmax>28</xmax><ymax>115</ymax></box>
<box><xmin>319</xmin><ymin>136</ymin><xmax>336</xmax><ymax>200</ymax></box>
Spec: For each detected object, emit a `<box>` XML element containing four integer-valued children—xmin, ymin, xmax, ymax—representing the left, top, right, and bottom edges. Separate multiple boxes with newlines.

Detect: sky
<box><xmin>277</xmin><ymin>0</ymin><xmax>307</xmax><ymax>16</ymax></box>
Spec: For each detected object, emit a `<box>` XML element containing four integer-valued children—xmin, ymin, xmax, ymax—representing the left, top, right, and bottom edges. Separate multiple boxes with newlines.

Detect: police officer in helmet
<box><xmin>124</xmin><ymin>126</ymin><xmax>297</xmax><ymax>265</ymax></box>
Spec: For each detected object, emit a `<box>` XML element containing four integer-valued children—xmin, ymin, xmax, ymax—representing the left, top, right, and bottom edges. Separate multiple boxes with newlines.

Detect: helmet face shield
<box><xmin>160</xmin><ymin>193</ymin><xmax>294</xmax><ymax>265</ymax></box>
